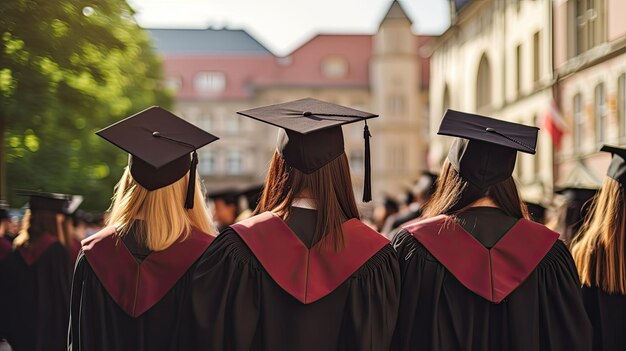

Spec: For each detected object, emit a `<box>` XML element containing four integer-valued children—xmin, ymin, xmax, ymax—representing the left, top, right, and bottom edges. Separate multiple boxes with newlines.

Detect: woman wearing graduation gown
<box><xmin>0</xmin><ymin>192</ymin><xmax>72</xmax><ymax>351</ymax></box>
<box><xmin>572</xmin><ymin>145</ymin><xmax>626</xmax><ymax>351</ymax></box>
<box><xmin>192</xmin><ymin>98</ymin><xmax>400</xmax><ymax>351</ymax></box>
<box><xmin>392</xmin><ymin>110</ymin><xmax>592</xmax><ymax>351</ymax></box>
<box><xmin>68</xmin><ymin>107</ymin><xmax>219</xmax><ymax>351</ymax></box>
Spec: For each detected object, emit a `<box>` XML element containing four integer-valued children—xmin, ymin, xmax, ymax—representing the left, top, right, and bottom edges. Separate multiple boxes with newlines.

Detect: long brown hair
<box><xmin>423</xmin><ymin>160</ymin><xmax>529</xmax><ymax>219</ymax></box>
<box><xmin>13</xmin><ymin>209</ymin><xmax>60</xmax><ymax>248</ymax></box>
<box><xmin>255</xmin><ymin>151</ymin><xmax>360</xmax><ymax>250</ymax></box>
<box><xmin>572</xmin><ymin>177</ymin><xmax>626</xmax><ymax>294</ymax></box>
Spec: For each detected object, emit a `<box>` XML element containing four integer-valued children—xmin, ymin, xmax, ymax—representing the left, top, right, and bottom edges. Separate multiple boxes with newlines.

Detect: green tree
<box><xmin>0</xmin><ymin>0</ymin><xmax>171</xmax><ymax>210</ymax></box>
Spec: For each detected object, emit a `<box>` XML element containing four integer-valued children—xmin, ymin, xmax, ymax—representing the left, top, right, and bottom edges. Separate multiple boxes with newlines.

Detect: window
<box><xmin>199</xmin><ymin>150</ymin><xmax>216</xmax><ymax>175</ymax></box>
<box><xmin>595</xmin><ymin>83</ymin><xmax>607</xmax><ymax>143</ymax></box>
<box><xmin>573</xmin><ymin>94</ymin><xmax>584</xmax><ymax>150</ymax></box>
<box><xmin>476</xmin><ymin>54</ymin><xmax>492</xmax><ymax>111</ymax></box>
<box><xmin>515</xmin><ymin>44</ymin><xmax>522</xmax><ymax>95</ymax></box>
<box><xmin>194</xmin><ymin>71</ymin><xmax>225</xmax><ymax>94</ymax></box>
<box><xmin>533</xmin><ymin>31</ymin><xmax>541</xmax><ymax>85</ymax></box>
<box><xmin>442</xmin><ymin>85</ymin><xmax>451</xmax><ymax>113</ymax></box>
<box><xmin>226</xmin><ymin>150</ymin><xmax>243</xmax><ymax>175</ymax></box>
<box><xmin>389</xmin><ymin>95</ymin><xmax>406</xmax><ymax>115</ymax></box>
<box><xmin>568</xmin><ymin>0</ymin><xmax>606</xmax><ymax>57</ymax></box>
<box><xmin>618</xmin><ymin>74</ymin><xmax>626</xmax><ymax>138</ymax></box>
<box><xmin>349</xmin><ymin>150</ymin><xmax>364</xmax><ymax>174</ymax></box>
<box><xmin>321</xmin><ymin>56</ymin><xmax>348</xmax><ymax>78</ymax></box>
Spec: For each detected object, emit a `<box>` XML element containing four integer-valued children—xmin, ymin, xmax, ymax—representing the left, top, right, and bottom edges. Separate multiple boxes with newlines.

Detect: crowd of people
<box><xmin>0</xmin><ymin>99</ymin><xmax>623</xmax><ymax>350</ymax></box>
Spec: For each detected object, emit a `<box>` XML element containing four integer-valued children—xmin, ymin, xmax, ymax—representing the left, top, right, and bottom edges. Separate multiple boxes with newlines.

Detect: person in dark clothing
<box><xmin>192</xmin><ymin>98</ymin><xmax>400</xmax><ymax>351</ymax></box>
<box><xmin>68</xmin><ymin>106</ymin><xmax>219</xmax><ymax>351</ymax></box>
<box><xmin>0</xmin><ymin>191</ymin><xmax>71</xmax><ymax>351</ymax></box>
<box><xmin>392</xmin><ymin>110</ymin><xmax>592</xmax><ymax>351</ymax></box>
<box><xmin>572</xmin><ymin>145</ymin><xmax>626</xmax><ymax>351</ymax></box>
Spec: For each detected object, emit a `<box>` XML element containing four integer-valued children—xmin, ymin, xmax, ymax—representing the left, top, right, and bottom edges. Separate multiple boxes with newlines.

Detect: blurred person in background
<box><xmin>0</xmin><ymin>201</ymin><xmax>11</xmax><ymax>259</ymax></box>
<box><xmin>373</xmin><ymin>196</ymin><xmax>399</xmax><ymax>232</ymax></box>
<box><xmin>548</xmin><ymin>186</ymin><xmax>597</xmax><ymax>246</ymax></box>
<box><xmin>524</xmin><ymin>201</ymin><xmax>547</xmax><ymax>224</ymax></box>
<box><xmin>0</xmin><ymin>191</ymin><xmax>71</xmax><ymax>351</ymax></box>
<box><xmin>572</xmin><ymin>145</ymin><xmax>626</xmax><ymax>351</ymax></box>
<box><xmin>68</xmin><ymin>107</ymin><xmax>219</xmax><ymax>350</ymax></box>
<box><xmin>207</xmin><ymin>188</ymin><xmax>240</xmax><ymax>232</ymax></box>
<box><xmin>235</xmin><ymin>184</ymin><xmax>263</xmax><ymax>222</ymax></box>
<box><xmin>392</xmin><ymin>110</ymin><xmax>591</xmax><ymax>350</ymax></box>
<box><xmin>192</xmin><ymin>99</ymin><xmax>399</xmax><ymax>350</ymax></box>
<box><xmin>382</xmin><ymin>171</ymin><xmax>438</xmax><ymax>236</ymax></box>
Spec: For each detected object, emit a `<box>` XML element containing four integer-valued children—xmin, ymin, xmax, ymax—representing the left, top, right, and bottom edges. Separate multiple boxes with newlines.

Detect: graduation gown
<box><xmin>192</xmin><ymin>208</ymin><xmax>400</xmax><ymax>351</ymax></box>
<box><xmin>0</xmin><ymin>233</ymin><xmax>70</xmax><ymax>351</ymax></box>
<box><xmin>68</xmin><ymin>225</ymin><xmax>214</xmax><ymax>351</ymax></box>
<box><xmin>582</xmin><ymin>276</ymin><xmax>626</xmax><ymax>350</ymax></box>
<box><xmin>392</xmin><ymin>207</ymin><xmax>592</xmax><ymax>351</ymax></box>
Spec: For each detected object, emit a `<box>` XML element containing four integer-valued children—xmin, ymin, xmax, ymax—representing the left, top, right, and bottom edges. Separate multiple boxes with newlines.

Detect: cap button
<box><xmin>152</xmin><ymin>131</ymin><xmax>161</xmax><ymax>137</ymax></box>
<box><xmin>485</xmin><ymin>128</ymin><xmax>496</xmax><ymax>133</ymax></box>
<box><xmin>303</xmin><ymin>111</ymin><xmax>312</xmax><ymax>116</ymax></box>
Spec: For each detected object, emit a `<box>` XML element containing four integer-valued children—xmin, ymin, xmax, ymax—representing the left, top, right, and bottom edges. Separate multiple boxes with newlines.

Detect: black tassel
<box><xmin>185</xmin><ymin>151</ymin><xmax>198</xmax><ymax>209</ymax></box>
<box><xmin>363</xmin><ymin>122</ymin><xmax>372</xmax><ymax>202</ymax></box>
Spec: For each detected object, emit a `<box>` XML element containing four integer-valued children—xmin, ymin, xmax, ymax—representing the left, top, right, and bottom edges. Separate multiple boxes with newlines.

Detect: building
<box><xmin>553</xmin><ymin>0</ymin><xmax>626</xmax><ymax>187</ymax></box>
<box><xmin>148</xmin><ymin>1</ymin><xmax>432</xmax><ymax>206</ymax></box>
<box><xmin>429</xmin><ymin>0</ymin><xmax>557</xmax><ymax>201</ymax></box>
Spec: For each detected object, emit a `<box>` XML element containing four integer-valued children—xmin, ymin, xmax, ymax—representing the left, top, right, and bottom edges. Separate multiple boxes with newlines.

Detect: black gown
<box><xmin>0</xmin><ymin>234</ymin><xmax>70</xmax><ymax>351</ymax></box>
<box><xmin>192</xmin><ymin>207</ymin><xmax>400</xmax><ymax>351</ymax></box>
<box><xmin>68</xmin><ymin>225</ymin><xmax>214</xmax><ymax>351</ymax></box>
<box><xmin>582</xmin><ymin>279</ymin><xmax>626</xmax><ymax>350</ymax></box>
<box><xmin>392</xmin><ymin>207</ymin><xmax>592</xmax><ymax>351</ymax></box>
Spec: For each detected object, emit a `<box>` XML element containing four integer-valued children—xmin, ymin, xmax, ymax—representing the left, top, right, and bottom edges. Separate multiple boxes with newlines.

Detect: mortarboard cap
<box><xmin>438</xmin><ymin>109</ymin><xmax>538</xmax><ymax>189</ymax></box>
<box><xmin>207</xmin><ymin>188</ymin><xmax>240</xmax><ymax>205</ymax></box>
<box><xmin>555</xmin><ymin>187</ymin><xmax>598</xmax><ymax>201</ymax></box>
<box><xmin>600</xmin><ymin>145</ymin><xmax>626</xmax><ymax>185</ymax></box>
<box><xmin>65</xmin><ymin>195</ymin><xmax>84</xmax><ymax>215</ymax></box>
<box><xmin>97</xmin><ymin>106</ymin><xmax>219</xmax><ymax>209</ymax></box>
<box><xmin>17</xmin><ymin>190</ymin><xmax>71</xmax><ymax>213</ymax></box>
<box><xmin>237</xmin><ymin>98</ymin><xmax>378</xmax><ymax>202</ymax></box>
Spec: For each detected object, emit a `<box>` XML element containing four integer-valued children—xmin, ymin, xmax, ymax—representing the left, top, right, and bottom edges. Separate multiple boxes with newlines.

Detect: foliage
<box><xmin>0</xmin><ymin>0</ymin><xmax>171</xmax><ymax>210</ymax></box>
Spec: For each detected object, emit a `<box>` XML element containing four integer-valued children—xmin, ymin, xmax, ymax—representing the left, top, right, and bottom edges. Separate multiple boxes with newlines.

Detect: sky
<box><xmin>127</xmin><ymin>0</ymin><xmax>451</xmax><ymax>56</ymax></box>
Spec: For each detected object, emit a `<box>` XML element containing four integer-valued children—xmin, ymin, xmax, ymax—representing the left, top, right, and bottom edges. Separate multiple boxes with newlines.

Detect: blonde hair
<box><xmin>572</xmin><ymin>177</ymin><xmax>626</xmax><ymax>294</ymax></box>
<box><xmin>106</xmin><ymin>167</ymin><xmax>215</xmax><ymax>251</ymax></box>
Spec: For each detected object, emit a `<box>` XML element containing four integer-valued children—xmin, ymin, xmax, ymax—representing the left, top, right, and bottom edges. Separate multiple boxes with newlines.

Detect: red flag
<box><xmin>542</xmin><ymin>100</ymin><xmax>566</xmax><ymax>149</ymax></box>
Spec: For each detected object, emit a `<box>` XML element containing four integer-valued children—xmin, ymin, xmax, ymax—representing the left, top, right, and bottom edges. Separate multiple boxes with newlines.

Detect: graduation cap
<box><xmin>207</xmin><ymin>188</ymin><xmax>240</xmax><ymax>206</ymax></box>
<box><xmin>17</xmin><ymin>190</ymin><xmax>71</xmax><ymax>213</ymax></box>
<box><xmin>65</xmin><ymin>195</ymin><xmax>84</xmax><ymax>215</ymax></box>
<box><xmin>555</xmin><ymin>187</ymin><xmax>598</xmax><ymax>202</ymax></box>
<box><xmin>237</xmin><ymin>98</ymin><xmax>378</xmax><ymax>202</ymax></box>
<box><xmin>600</xmin><ymin>145</ymin><xmax>626</xmax><ymax>185</ymax></box>
<box><xmin>97</xmin><ymin>106</ymin><xmax>219</xmax><ymax>209</ymax></box>
<box><xmin>438</xmin><ymin>109</ymin><xmax>539</xmax><ymax>189</ymax></box>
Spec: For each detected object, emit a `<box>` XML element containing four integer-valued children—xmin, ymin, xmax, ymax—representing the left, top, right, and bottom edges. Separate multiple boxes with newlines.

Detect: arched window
<box><xmin>476</xmin><ymin>54</ymin><xmax>492</xmax><ymax>111</ymax></box>
<box><xmin>595</xmin><ymin>83</ymin><xmax>607</xmax><ymax>143</ymax></box>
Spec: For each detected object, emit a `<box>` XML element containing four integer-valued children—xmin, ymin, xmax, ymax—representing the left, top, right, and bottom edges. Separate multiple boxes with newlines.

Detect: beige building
<box><xmin>429</xmin><ymin>0</ymin><xmax>556</xmax><ymax>201</ymax></box>
<box><xmin>553</xmin><ymin>0</ymin><xmax>626</xmax><ymax>186</ymax></box>
<box><xmin>149</xmin><ymin>1</ymin><xmax>431</xmax><ymax>206</ymax></box>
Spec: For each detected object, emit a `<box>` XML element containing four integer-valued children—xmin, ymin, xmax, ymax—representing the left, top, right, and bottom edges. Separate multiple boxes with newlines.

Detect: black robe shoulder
<box><xmin>68</xmin><ymin>226</ymin><xmax>214</xmax><ymax>351</ymax></box>
<box><xmin>391</xmin><ymin>210</ymin><xmax>593</xmax><ymax>351</ymax></box>
<box><xmin>0</xmin><ymin>235</ymin><xmax>70</xmax><ymax>351</ymax></box>
<box><xmin>192</xmin><ymin>210</ymin><xmax>400</xmax><ymax>351</ymax></box>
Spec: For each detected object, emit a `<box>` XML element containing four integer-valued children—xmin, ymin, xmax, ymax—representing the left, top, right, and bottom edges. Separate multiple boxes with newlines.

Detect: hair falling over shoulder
<box><xmin>423</xmin><ymin>160</ymin><xmax>528</xmax><ymax>219</ymax></box>
<box><xmin>106</xmin><ymin>167</ymin><xmax>216</xmax><ymax>252</ymax></box>
<box><xmin>255</xmin><ymin>151</ymin><xmax>360</xmax><ymax>251</ymax></box>
<box><xmin>572</xmin><ymin>177</ymin><xmax>626</xmax><ymax>294</ymax></box>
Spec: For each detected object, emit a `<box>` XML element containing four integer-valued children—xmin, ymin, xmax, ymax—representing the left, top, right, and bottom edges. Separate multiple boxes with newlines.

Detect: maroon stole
<box><xmin>18</xmin><ymin>233</ymin><xmax>58</xmax><ymax>266</ymax></box>
<box><xmin>83</xmin><ymin>227</ymin><xmax>214</xmax><ymax>317</ymax></box>
<box><xmin>230</xmin><ymin>212</ymin><xmax>389</xmax><ymax>304</ymax></box>
<box><xmin>405</xmin><ymin>215</ymin><xmax>559</xmax><ymax>303</ymax></box>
